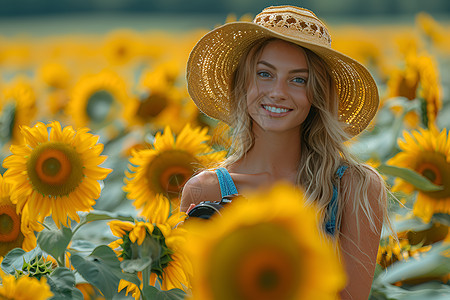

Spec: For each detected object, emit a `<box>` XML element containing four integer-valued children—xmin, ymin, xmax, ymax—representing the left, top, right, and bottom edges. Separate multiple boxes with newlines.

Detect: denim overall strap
<box><xmin>325</xmin><ymin>165</ymin><xmax>348</xmax><ymax>236</ymax></box>
<box><xmin>215</xmin><ymin>168</ymin><xmax>238</xmax><ymax>198</ymax></box>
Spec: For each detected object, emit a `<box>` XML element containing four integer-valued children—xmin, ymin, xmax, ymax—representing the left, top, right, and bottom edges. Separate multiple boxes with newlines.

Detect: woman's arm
<box><xmin>339</xmin><ymin>168</ymin><xmax>386</xmax><ymax>300</ymax></box>
<box><xmin>180</xmin><ymin>171</ymin><xmax>222</xmax><ymax>212</ymax></box>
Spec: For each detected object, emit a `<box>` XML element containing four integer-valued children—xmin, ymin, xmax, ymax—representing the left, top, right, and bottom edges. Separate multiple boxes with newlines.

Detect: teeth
<box><xmin>263</xmin><ymin>105</ymin><xmax>290</xmax><ymax>113</ymax></box>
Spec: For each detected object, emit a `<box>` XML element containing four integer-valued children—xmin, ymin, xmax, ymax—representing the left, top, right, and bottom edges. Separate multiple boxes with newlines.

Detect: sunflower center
<box><xmin>0</xmin><ymin>204</ymin><xmax>20</xmax><ymax>242</ymax></box>
<box><xmin>137</xmin><ymin>93</ymin><xmax>168</xmax><ymax>120</ymax></box>
<box><xmin>208</xmin><ymin>223</ymin><xmax>302</xmax><ymax>300</ymax></box>
<box><xmin>27</xmin><ymin>142</ymin><xmax>84</xmax><ymax>196</ymax></box>
<box><xmin>161</xmin><ymin>166</ymin><xmax>192</xmax><ymax>193</ymax></box>
<box><xmin>86</xmin><ymin>90</ymin><xmax>114</xmax><ymax>123</ymax></box>
<box><xmin>147</xmin><ymin>150</ymin><xmax>197</xmax><ymax>198</ymax></box>
<box><xmin>417</xmin><ymin>162</ymin><xmax>441</xmax><ymax>185</ymax></box>
<box><xmin>415</xmin><ymin>154</ymin><xmax>450</xmax><ymax>198</ymax></box>
<box><xmin>259</xmin><ymin>268</ymin><xmax>278</xmax><ymax>290</ymax></box>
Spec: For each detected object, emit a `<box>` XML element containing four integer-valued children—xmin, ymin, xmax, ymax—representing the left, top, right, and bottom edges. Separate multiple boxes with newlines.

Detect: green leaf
<box><xmin>68</xmin><ymin>240</ymin><xmax>97</xmax><ymax>255</ymax></box>
<box><xmin>377</xmin><ymin>164</ymin><xmax>443</xmax><ymax>192</ymax></box>
<box><xmin>391</xmin><ymin>215</ymin><xmax>433</xmax><ymax>235</ymax></box>
<box><xmin>81</xmin><ymin>210</ymin><xmax>135</xmax><ymax>223</ymax></box>
<box><xmin>376</xmin><ymin>242</ymin><xmax>450</xmax><ymax>284</ymax></box>
<box><xmin>431</xmin><ymin>213</ymin><xmax>450</xmax><ymax>227</ymax></box>
<box><xmin>46</xmin><ymin>267</ymin><xmax>84</xmax><ymax>300</ymax></box>
<box><xmin>142</xmin><ymin>286</ymin><xmax>187</xmax><ymax>300</ymax></box>
<box><xmin>0</xmin><ymin>101</ymin><xmax>16</xmax><ymax>142</ymax></box>
<box><xmin>37</xmin><ymin>225</ymin><xmax>73</xmax><ymax>261</ymax></box>
<box><xmin>70</xmin><ymin>245</ymin><xmax>140</xmax><ymax>299</ymax></box>
<box><xmin>120</xmin><ymin>257</ymin><xmax>152</xmax><ymax>273</ymax></box>
<box><xmin>1</xmin><ymin>247</ymin><xmax>42</xmax><ymax>275</ymax></box>
<box><xmin>371</xmin><ymin>281</ymin><xmax>450</xmax><ymax>300</ymax></box>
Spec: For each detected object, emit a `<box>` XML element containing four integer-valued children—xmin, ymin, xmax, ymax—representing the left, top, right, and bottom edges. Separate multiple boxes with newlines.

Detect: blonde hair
<box><xmin>220</xmin><ymin>37</ymin><xmax>388</xmax><ymax>241</ymax></box>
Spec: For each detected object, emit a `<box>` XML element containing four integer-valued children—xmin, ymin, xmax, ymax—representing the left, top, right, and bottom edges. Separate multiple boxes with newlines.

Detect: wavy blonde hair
<box><xmin>220</xmin><ymin>37</ymin><xmax>388</xmax><ymax>240</ymax></box>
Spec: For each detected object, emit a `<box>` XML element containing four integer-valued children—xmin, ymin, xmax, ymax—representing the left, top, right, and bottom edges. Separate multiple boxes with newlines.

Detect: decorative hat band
<box><xmin>253</xmin><ymin>6</ymin><xmax>332</xmax><ymax>47</ymax></box>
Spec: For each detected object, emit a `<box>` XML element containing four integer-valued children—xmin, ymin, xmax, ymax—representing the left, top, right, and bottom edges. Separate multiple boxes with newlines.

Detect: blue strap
<box><xmin>325</xmin><ymin>165</ymin><xmax>348</xmax><ymax>236</ymax></box>
<box><xmin>215</xmin><ymin>168</ymin><xmax>238</xmax><ymax>198</ymax></box>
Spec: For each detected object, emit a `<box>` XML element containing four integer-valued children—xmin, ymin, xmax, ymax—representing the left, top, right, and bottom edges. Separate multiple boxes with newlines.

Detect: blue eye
<box><xmin>292</xmin><ymin>77</ymin><xmax>306</xmax><ymax>84</ymax></box>
<box><xmin>257</xmin><ymin>71</ymin><xmax>271</xmax><ymax>78</ymax></box>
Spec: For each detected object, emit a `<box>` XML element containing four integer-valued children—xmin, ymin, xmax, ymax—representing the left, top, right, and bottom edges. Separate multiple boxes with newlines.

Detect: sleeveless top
<box><xmin>215</xmin><ymin>166</ymin><xmax>348</xmax><ymax>236</ymax></box>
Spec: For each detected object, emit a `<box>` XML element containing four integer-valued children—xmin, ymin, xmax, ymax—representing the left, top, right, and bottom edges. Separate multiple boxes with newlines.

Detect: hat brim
<box><xmin>186</xmin><ymin>21</ymin><xmax>379</xmax><ymax>137</ymax></box>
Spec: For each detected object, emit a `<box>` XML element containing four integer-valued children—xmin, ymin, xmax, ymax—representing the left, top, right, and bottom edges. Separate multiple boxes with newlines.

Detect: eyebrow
<box><xmin>257</xmin><ymin>60</ymin><xmax>309</xmax><ymax>74</ymax></box>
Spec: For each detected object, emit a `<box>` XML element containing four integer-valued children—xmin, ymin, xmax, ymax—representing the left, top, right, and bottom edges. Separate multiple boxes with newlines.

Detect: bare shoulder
<box><xmin>179</xmin><ymin>170</ymin><xmax>222</xmax><ymax>212</ymax></box>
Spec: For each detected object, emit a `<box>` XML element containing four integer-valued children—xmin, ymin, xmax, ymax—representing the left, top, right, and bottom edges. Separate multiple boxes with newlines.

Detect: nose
<box><xmin>268</xmin><ymin>78</ymin><xmax>288</xmax><ymax>101</ymax></box>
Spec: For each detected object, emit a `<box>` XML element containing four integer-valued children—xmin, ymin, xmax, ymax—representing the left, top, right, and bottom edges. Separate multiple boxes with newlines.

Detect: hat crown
<box><xmin>253</xmin><ymin>6</ymin><xmax>332</xmax><ymax>47</ymax></box>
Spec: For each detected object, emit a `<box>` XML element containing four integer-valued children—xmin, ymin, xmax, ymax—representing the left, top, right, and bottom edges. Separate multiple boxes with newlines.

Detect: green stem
<box><xmin>142</xmin><ymin>266</ymin><xmax>152</xmax><ymax>296</ymax></box>
<box><xmin>72</xmin><ymin>220</ymin><xmax>87</xmax><ymax>236</ymax></box>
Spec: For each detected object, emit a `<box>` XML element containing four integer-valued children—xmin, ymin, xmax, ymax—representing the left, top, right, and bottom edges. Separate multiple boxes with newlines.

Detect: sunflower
<box><xmin>76</xmin><ymin>282</ymin><xmax>105</xmax><ymax>300</ymax></box>
<box><xmin>2</xmin><ymin>121</ymin><xmax>112</xmax><ymax>228</ymax></box>
<box><xmin>0</xmin><ymin>78</ymin><xmax>37</xmax><ymax>143</ymax></box>
<box><xmin>101</xmin><ymin>29</ymin><xmax>144</xmax><ymax>66</ymax></box>
<box><xmin>124</xmin><ymin>124</ymin><xmax>226</xmax><ymax>212</ymax></box>
<box><xmin>0</xmin><ymin>272</ymin><xmax>53</xmax><ymax>300</ymax></box>
<box><xmin>108</xmin><ymin>195</ymin><xmax>191</xmax><ymax>297</ymax></box>
<box><xmin>67</xmin><ymin>70</ymin><xmax>133</xmax><ymax>130</ymax></box>
<box><xmin>38</xmin><ymin>61</ymin><xmax>71</xmax><ymax>90</ymax></box>
<box><xmin>126</xmin><ymin>66</ymin><xmax>185</xmax><ymax>129</ymax></box>
<box><xmin>416</xmin><ymin>12</ymin><xmax>446</xmax><ymax>46</ymax></box>
<box><xmin>386</xmin><ymin>52</ymin><xmax>442</xmax><ymax>128</ymax></box>
<box><xmin>387</xmin><ymin>127</ymin><xmax>450</xmax><ymax>222</ymax></box>
<box><xmin>0</xmin><ymin>174</ymin><xmax>42</xmax><ymax>257</ymax></box>
<box><xmin>184</xmin><ymin>183</ymin><xmax>346</xmax><ymax>300</ymax></box>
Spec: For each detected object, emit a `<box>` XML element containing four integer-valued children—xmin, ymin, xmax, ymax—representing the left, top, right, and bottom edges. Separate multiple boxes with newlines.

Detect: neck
<box><xmin>233</xmin><ymin>123</ymin><xmax>302</xmax><ymax>179</ymax></box>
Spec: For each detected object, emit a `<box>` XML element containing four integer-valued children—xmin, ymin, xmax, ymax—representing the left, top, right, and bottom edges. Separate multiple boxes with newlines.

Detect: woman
<box><xmin>181</xmin><ymin>5</ymin><xmax>387</xmax><ymax>299</ymax></box>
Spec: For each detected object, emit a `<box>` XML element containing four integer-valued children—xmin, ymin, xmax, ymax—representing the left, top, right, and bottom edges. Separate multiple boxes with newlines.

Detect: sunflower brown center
<box><xmin>27</xmin><ymin>142</ymin><xmax>84</xmax><ymax>196</ymax></box>
<box><xmin>35</xmin><ymin>149</ymin><xmax>72</xmax><ymax>185</ymax></box>
<box><xmin>208</xmin><ymin>223</ymin><xmax>302</xmax><ymax>300</ymax></box>
<box><xmin>415</xmin><ymin>154</ymin><xmax>450</xmax><ymax>198</ymax></box>
<box><xmin>147</xmin><ymin>150</ymin><xmax>197</xmax><ymax>198</ymax></box>
<box><xmin>417</xmin><ymin>162</ymin><xmax>441</xmax><ymax>185</ymax></box>
<box><xmin>86</xmin><ymin>90</ymin><xmax>114</xmax><ymax>123</ymax></box>
<box><xmin>0</xmin><ymin>204</ymin><xmax>20</xmax><ymax>242</ymax></box>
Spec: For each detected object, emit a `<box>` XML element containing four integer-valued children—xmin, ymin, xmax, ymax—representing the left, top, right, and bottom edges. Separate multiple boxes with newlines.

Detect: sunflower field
<box><xmin>0</xmin><ymin>11</ymin><xmax>449</xmax><ymax>300</ymax></box>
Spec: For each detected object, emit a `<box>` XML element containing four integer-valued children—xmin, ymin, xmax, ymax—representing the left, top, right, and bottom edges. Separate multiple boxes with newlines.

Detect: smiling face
<box><xmin>246</xmin><ymin>40</ymin><xmax>312</xmax><ymax>134</ymax></box>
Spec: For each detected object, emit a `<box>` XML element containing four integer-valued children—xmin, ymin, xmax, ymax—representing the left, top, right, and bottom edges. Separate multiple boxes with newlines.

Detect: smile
<box><xmin>262</xmin><ymin>105</ymin><xmax>293</xmax><ymax>114</ymax></box>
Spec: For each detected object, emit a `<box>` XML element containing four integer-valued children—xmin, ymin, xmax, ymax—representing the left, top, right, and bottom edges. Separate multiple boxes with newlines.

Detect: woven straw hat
<box><xmin>186</xmin><ymin>5</ymin><xmax>379</xmax><ymax>137</ymax></box>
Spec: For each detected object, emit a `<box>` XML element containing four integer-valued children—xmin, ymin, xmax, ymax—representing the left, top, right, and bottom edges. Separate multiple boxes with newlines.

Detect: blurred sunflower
<box><xmin>38</xmin><ymin>61</ymin><xmax>71</xmax><ymax>90</ymax></box>
<box><xmin>416</xmin><ymin>12</ymin><xmax>446</xmax><ymax>46</ymax></box>
<box><xmin>2</xmin><ymin>121</ymin><xmax>112</xmax><ymax>228</ymax></box>
<box><xmin>332</xmin><ymin>29</ymin><xmax>382</xmax><ymax>73</ymax></box>
<box><xmin>386</xmin><ymin>52</ymin><xmax>441</xmax><ymax>128</ymax></box>
<box><xmin>184</xmin><ymin>183</ymin><xmax>346</xmax><ymax>300</ymax></box>
<box><xmin>127</xmin><ymin>65</ymin><xmax>185</xmax><ymax>129</ymax></box>
<box><xmin>109</xmin><ymin>194</ymin><xmax>191</xmax><ymax>297</ymax></box>
<box><xmin>0</xmin><ymin>271</ymin><xmax>53</xmax><ymax>300</ymax></box>
<box><xmin>377</xmin><ymin>235</ymin><xmax>408</xmax><ymax>269</ymax></box>
<box><xmin>0</xmin><ymin>78</ymin><xmax>37</xmax><ymax>143</ymax></box>
<box><xmin>76</xmin><ymin>283</ymin><xmax>105</xmax><ymax>300</ymax></box>
<box><xmin>67</xmin><ymin>70</ymin><xmax>133</xmax><ymax>130</ymax></box>
<box><xmin>387</xmin><ymin>127</ymin><xmax>450</xmax><ymax>222</ymax></box>
<box><xmin>102</xmin><ymin>29</ymin><xmax>144</xmax><ymax>66</ymax></box>
<box><xmin>0</xmin><ymin>174</ymin><xmax>42</xmax><ymax>257</ymax></box>
<box><xmin>124</xmin><ymin>124</ymin><xmax>226</xmax><ymax>211</ymax></box>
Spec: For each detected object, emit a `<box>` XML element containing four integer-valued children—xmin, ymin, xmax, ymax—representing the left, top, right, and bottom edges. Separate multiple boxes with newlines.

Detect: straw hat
<box><xmin>186</xmin><ymin>5</ymin><xmax>379</xmax><ymax>137</ymax></box>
